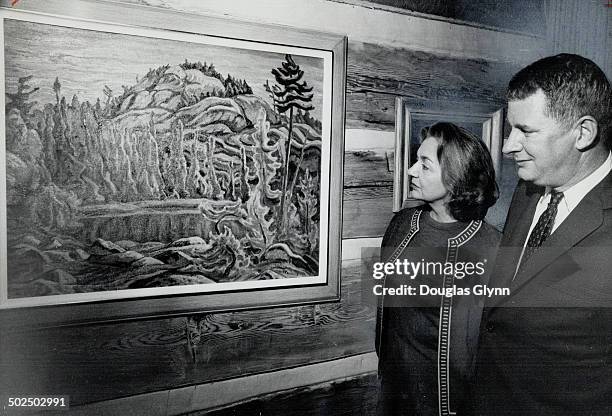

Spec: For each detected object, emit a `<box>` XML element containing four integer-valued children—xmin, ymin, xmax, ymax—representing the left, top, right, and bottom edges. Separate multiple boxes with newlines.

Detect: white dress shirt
<box><xmin>513</xmin><ymin>152</ymin><xmax>612</xmax><ymax>278</ymax></box>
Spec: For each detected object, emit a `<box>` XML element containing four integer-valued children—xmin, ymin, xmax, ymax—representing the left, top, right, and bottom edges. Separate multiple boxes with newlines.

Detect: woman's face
<box><xmin>407</xmin><ymin>136</ymin><xmax>449</xmax><ymax>205</ymax></box>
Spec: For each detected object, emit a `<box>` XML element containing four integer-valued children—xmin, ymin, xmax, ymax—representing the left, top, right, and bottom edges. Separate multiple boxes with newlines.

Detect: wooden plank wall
<box><xmin>1</xmin><ymin>1</ymin><xmax>531</xmax><ymax>410</ymax></box>
<box><xmin>1</xmin><ymin>261</ymin><xmax>374</xmax><ymax>405</ymax></box>
<box><xmin>204</xmin><ymin>373</ymin><xmax>380</xmax><ymax>416</ymax></box>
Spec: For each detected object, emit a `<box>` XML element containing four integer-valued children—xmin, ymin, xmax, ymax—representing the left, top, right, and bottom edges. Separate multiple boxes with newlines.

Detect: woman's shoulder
<box><xmin>381</xmin><ymin>205</ymin><xmax>426</xmax><ymax>248</ymax></box>
<box><xmin>386</xmin><ymin>205</ymin><xmax>427</xmax><ymax>229</ymax></box>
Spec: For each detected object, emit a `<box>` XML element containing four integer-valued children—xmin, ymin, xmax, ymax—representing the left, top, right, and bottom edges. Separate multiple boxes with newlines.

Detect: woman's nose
<box><xmin>407</xmin><ymin>162</ymin><xmax>418</xmax><ymax>177</ymax></box>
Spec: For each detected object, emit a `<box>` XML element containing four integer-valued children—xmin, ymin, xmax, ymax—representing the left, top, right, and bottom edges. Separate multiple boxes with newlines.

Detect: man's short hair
<box><xmin>507</xmin><ymin>53</ymin><xmax>612</xmax><ymax>146</ymax></box>
<box><xmin>420</xmin><ymin>122</ymin><xmax>499</xmax><ymax>222</ymax></box>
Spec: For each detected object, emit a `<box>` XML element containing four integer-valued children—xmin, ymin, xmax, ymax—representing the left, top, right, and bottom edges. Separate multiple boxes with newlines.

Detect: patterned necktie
<box><xmin>519</xmin><ymin>190</ymin><xmax>564</xmax><ymax>269</ymax></box>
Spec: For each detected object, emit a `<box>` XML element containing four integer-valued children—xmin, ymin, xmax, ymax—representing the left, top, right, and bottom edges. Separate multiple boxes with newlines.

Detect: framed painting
<box><xmin>0</xmin><ymin>0</ymin><xmax>346</xmax><ymax>328</ymax></box>
<box><xmin>393</xmin><ymin>97</ymin><xmax>503</xmax><ymax>212</ymax></box>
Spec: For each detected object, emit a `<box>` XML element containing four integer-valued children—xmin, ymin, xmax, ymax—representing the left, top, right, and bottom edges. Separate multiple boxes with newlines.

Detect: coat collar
<box><xmin>507</xmin><ymin>171</ymin><xmax>612</xmax><ymax>295</ymax></box>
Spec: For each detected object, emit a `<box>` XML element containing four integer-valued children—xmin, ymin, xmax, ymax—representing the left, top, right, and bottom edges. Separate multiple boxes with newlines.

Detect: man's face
<box><xmin>407</xmin><ymin>136</ymin><xmax>449</xmax><ymax>204</ymax></box>
<box><xmin>504</xmin><ymin>89</ymin><xmax>578</xmax><ymax>188</ymax></box>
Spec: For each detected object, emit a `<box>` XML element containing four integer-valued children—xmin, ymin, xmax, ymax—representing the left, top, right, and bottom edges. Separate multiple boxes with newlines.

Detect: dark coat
<box><xmin>376</xmin><ymin>207</ymin><xmax>500</xmax><ymax>416</ymax></box>
<box><xmin>466</xmin><ymin>173</ymin><xmax>612</xmax><ymax>415</ymax></box>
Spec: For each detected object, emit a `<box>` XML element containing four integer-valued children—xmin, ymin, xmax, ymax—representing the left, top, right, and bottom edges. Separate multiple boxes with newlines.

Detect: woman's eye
<box><xmin>422</xmin><ymin>164</ymin><xmax>429</xmax><ymax>171</ymax></box>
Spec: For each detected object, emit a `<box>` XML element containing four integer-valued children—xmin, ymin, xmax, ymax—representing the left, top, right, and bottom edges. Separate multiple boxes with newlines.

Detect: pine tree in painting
<box><xmin>5</xmin><ymin>75</ymin><xmax>39</xmax><ymax>117</ymax></box>
<box><xmin>270</xmin><ymin>54</ymin><xmax>314</xmax><ymax>235</ymax></box>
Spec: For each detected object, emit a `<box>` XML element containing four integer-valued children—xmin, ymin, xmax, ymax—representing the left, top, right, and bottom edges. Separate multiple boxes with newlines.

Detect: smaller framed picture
<box><xmin>393</xmin><ymin>97</ymin><xmax>504</xmax><ymax>212</ymax></box>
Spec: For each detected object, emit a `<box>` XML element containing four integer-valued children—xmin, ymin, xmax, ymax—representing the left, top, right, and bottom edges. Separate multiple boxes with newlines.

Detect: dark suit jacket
<box><xmin>466</xmin><ymin>172</ymin><xmax>612</xmax><ymax>415</ymax></box>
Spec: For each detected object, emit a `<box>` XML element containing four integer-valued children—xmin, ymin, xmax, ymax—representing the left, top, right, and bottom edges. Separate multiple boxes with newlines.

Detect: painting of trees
<box><xmin>3</xmin><ymin>16</ymin><xmax>329</xmax><ymax>305</ymax></box>
<box><xmin>269</xmin><ymin>54</ymin><xmax>314</xmax><ymax>234</ymax></box>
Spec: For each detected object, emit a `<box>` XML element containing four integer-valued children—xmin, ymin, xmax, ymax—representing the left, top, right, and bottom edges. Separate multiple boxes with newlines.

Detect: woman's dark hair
<box><xmin>420</xmin><ymin>122</ymin><xmax>499</xmax><ymax>222</ymax></box>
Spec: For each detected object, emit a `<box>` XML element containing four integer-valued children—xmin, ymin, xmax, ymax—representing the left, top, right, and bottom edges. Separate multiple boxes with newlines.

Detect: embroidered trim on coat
<box><xmin>438</xmin><ymin>220</ymin><xmax>482</xmax><ymax>416</ymax></box>
<box><xmin>376</xmin><ymin>209</ymin><xmax>422</xmax><ymax>358</ymax></box>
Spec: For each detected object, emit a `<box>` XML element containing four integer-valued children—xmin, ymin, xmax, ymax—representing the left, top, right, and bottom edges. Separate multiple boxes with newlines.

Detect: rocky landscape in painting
<box><xmin>5</xmin><ymin>55</ymin><xmax>323</xmax><ymax>298</ymax></box>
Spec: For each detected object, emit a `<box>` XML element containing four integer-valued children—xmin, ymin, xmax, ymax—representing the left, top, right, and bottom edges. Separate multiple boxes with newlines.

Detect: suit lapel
<box><xmin>510</xmin><ymin>195</ymin><xmax>603</xmax><ymax>291</ymax></box>
<box><xmin>509</xmin><ymin>171</ymin><xmax>612</xmax><ymax>293</ymax></box>
<box><xmin>489</xmin><ymin>181</ymin><xmax>540</xmax><ymax>289</ymax></box>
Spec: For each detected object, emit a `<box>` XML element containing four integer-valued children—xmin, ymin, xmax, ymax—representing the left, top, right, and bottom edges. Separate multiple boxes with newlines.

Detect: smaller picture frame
<box><xmin>393</xmin><ymin>97</ymin><xmax>504</xmax><ymax>212</ymax></box>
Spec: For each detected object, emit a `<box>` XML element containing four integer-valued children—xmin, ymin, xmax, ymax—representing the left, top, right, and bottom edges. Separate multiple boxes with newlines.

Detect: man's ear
<box><xmin>574</xmin><ymin>116</ymin><xmax>599</xmax><ymax>151</ymax></box>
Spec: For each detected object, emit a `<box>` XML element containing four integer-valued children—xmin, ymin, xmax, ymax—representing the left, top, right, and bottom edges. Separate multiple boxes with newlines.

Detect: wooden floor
<box><xmin>188</xmin><ymin>373</ymin><xmax>379</xmax><ymax>416</ymax></box>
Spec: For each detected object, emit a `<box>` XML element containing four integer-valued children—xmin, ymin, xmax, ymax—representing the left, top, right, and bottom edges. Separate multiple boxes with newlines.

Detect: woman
<box><xmin>375</xmin><ymin>122</ymin><xmax>500</xmax><ymax>416</ymax></box>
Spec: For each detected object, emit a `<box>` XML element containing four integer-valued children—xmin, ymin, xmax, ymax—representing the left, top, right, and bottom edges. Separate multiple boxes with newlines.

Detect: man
<box><xmin>467</xmin><ymin>54</ymin><xmax>612</xmax><ymax>415</ymax></box>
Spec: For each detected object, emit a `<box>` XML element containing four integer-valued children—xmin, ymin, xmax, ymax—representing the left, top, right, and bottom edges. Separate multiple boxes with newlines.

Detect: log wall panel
<box><xmin>0</xmin><ymin>261</ymin><xmax>375</xmax><ymax>406</ymax></box>
<box><xmin>344</xmin><ymin>149</ymin><xmax>393</xmax><ymax>188</ymax></box>
<box><xmin>345</xmin><ymin>41</ymin><xmax>518</xmax><ymax>130</ymax></box>
<box><xmin>342</xmin><ymin>147</ymin><xmax>395</xmax><ymax>238</ymax></box>
<box><xmin>347</xmin><ymin>42</ymin><xmax>513</xmax><ymax>104</ymax></box>
<box><xmin>205</xmin><ymin>373</ymin><xmax>379</xmax><ymax>416</ymax></box>
<box><xmin>343</xmin><ymin>187</ymin><xmax>394</xmax><ymax>239</ymax></box>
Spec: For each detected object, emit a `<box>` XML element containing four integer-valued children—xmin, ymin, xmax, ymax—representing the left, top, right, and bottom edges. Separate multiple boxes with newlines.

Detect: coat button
<box><xmin>485</xmin><ymin>322</ymin><xmax>495</xmax><ymax>332</ymax></box>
